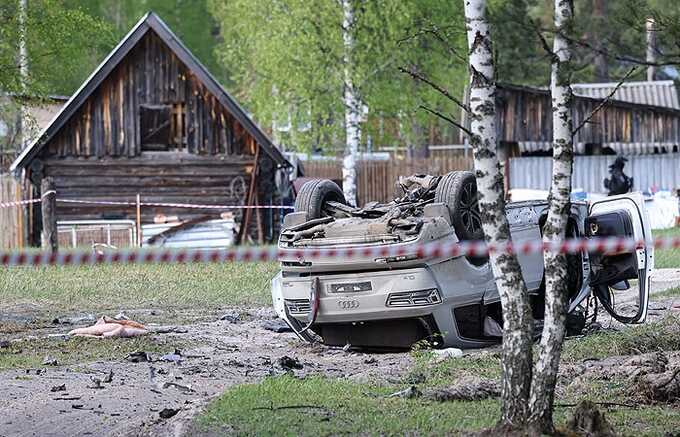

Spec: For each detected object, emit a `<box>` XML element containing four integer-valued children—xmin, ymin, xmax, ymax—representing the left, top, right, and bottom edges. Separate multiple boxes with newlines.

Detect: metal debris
<box><xmin>50</xmin><ymin>384</ymin><xmax>66</xmax><ymax>392</ymax></box>
<box><xmin>159</xmin><ymin>408</ymin><xmax>180</xmax><ymax>419</ymax></box>
<box><xmin>262</xmin><ymin>319</ymin><xmax>292</xmax><ymax>333</ymax></box>
<box><xmin>277</xmin><ymin>356</ymin><xmax>303</xmax><ymax>371</ymax></box>
<box><xmin>126</xmin><ymin>351</ymin><xmax>152</xmax><ymax>363</ymax></box>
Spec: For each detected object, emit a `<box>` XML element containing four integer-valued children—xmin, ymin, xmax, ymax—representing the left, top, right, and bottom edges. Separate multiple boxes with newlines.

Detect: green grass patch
<box><xmin>653</xmin><ymin>227</ymin><xmax>680</xmax><ymax>269</ymax></box>
<box><xmin>0</xmin><ymin>261</ymin><xmax>279</xmax><ymax>311</ymax></box>
<box><xmin>562</xmin><ymin>314</ymin><xmax>680</xmax><ymax>362</ymax></box>
<box><xmin>198</xmin><ymin>375</ymin><xmax>499</xmax><ymax>436</ymax></box>
<box><xmin>656</xmin><ymin>286</ymin><xmax>680</xmax><ymax>300</ymax></box>
<box><xmin>0</xmin><ymin>335</ymin><xmax>187</xmax><ymax>369</ymax></box>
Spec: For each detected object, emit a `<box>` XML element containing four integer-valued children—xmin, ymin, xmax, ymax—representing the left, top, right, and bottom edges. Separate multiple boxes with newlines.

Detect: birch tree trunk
<box><xmin>463</xmin><ymin>0</ymin><xmax>534</xmax><ymax>427</ymax></box>
<box><xmin>18</xmin><ymin>0</ymin><xmax>30</xmax><ymax>149</ymax></box>
<box><xmin>528</xmin><ymin>0</ymin><xmax>575</xmax><ymax>432</ymax></box>
<box><xmin>341</xmin><ymin>0</ymin><xmax>359</xmax><ymax>206</ymax></box>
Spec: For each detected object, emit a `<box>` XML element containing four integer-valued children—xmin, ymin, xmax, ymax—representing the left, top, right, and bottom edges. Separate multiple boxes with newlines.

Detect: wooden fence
<box><xmin>0</xmin><ymin>174</ymin><xmax>25</xmax><ymax>249</ymax></box>
<box><xmin>303</xmin><ymin>155</ymin><xmax>472</xmax><ymax>205</ymax></box>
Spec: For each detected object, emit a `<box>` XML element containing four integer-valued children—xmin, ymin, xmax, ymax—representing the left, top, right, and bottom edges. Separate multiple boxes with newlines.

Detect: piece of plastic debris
<box><xmin>160</xmin><ymin>349</ymin><xmax>183</xmax><ymax>363</ymax></box>
<box><xmin>126</xmin><ymin>351</ymin><xmax>152</xmax><ymax>363</ymax></box>
<box><xmin>431</xmin><ymin>348</ymin><xmax>464</xmax><ymax>361</ymax></box>
<box><xmin>50</xmin><ymin>384</ymin><xmax>66</xmax><ymax>392</ymax></box>
<box><xmin>42</xmin><ymin>355</ymin><xmax>58</xmax><ymax>366</ymax></box>
<box><xmin>277</xmin><ymin>356</ymin><xmax>303</xmax><ymax>370</ymax></box>
<box><xmin>159</xmin><ymin>408</ymin><xmax>180</xmax><ymax>419</ymax></box>
<box><xmin>262</xmin><ymin>319</ymin><xmax>292</xmax><ymax>333</ymax></box>
<box><xmin>220</xmin><ymin>311</ymin><xmax>241</xmax><ymax>323</ymax></box>
<box><xmin>388</xmin><ymin>386</ymin><xmax>421</xmax><ymax>399</ymax></box>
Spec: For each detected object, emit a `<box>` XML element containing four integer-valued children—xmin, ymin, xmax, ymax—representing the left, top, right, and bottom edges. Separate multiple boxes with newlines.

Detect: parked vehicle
<box><xmin>271</xmin><ymin>172</ymin><xmax>654</xmax><ymax>349</ymax></box>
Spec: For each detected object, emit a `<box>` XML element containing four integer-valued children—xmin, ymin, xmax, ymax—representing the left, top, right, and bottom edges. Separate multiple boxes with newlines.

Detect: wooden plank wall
<box><xmin>303</xmin><ymin>155</ymin><xmax>472</xmax><ymax>205</ymax></box>
<box><xmin>0</xmin><ymin>174</ymin><xmax>24</xmax><ymax>249</ymax></box>
<box><xmin>46</xmin><ymin>31</ymin><xmax>251</xmax><ymax>159</ymax></box>
<box><xmin>496</xmin><ymin>86</ymin><xmax>680</xmax><ymax>145</ymax></box>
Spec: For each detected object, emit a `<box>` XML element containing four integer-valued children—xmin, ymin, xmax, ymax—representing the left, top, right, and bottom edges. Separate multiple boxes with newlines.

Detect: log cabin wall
<box><xmin>31</xmin><ymin>30</ymin><xmax>278</xmax><ymax>240</ymax></box>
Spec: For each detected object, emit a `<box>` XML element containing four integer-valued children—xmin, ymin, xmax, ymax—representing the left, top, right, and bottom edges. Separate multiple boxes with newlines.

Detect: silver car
<box><xmin>271</xmin><ymin>172</ymin><xmax>653</xmax><ymax>349</ymax></box>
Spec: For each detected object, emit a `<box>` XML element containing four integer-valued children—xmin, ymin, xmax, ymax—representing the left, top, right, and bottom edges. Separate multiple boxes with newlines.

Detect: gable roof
<box><xmin>11</xmin><ymin>12</ymin><xmax>289</xmax><ymax>173</ymax></box>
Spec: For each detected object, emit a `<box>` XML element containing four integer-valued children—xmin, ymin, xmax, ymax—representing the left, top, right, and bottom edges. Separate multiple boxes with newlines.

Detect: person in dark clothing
<box><xmin>603</xmin><ymin>156</ymin><xmax>634</xmax><ymax>196</ymax></box>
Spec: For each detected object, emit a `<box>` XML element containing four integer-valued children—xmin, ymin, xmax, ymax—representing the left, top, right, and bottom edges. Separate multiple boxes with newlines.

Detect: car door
<box><xmin>586</xmin><ymin>193</ymin><xmax>654</xmax><ymax>323</ymax></box>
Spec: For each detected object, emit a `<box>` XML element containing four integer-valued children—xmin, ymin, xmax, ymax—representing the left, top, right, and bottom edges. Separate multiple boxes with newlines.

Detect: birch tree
<box><xmin>462</xmin><ymin>0</ymin><xmax>534</xmax><ymax>427</ymax></box>
<box><xmin>341</xmin><ymin>0</ymin><xmax>359</xmax><ymax>206</ymax></box>
<box><xmin>528</xmin><ymin>0</ymin><xmax>575</xmax><ymax>432</ymax></box>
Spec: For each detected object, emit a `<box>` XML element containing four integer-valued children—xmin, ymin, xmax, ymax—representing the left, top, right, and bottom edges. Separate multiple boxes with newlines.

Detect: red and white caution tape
<box><xmin>0</xmin><ymin>190</ymin><xmax>55</xmax><ymax>209</ymax></box>
<box><xmin>0</xmin><ymin>196</ymin><xmax>293</xmax><ymax>210</ymax></box>
<box><xmin>57</xmin><ymin>199</ymin><xmax>294</xmax><ymax>210</ymax></box>
<box><xmin>2</xmin><ymin>236</ymin><xmax>679</xmax><ymax>267</ymax></box>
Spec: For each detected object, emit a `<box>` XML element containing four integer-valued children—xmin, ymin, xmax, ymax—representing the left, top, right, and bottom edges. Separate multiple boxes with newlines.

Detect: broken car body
<box><xmin>272</xmin><ymin>172</ymin><xmax>654</xmax><ymax>349</ymax></box>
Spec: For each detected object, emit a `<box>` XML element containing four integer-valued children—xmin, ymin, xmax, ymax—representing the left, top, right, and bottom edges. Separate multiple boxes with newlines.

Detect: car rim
<box><xmin>459</xmin><ymin>182</ymin><xmax>482</xmax><ymax>236</ymax></box>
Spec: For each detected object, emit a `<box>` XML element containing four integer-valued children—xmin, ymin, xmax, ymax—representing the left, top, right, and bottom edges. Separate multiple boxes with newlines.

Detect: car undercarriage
<box><xmin>272</xmin><ymin>172</ymin><xmax>654</xmax><ymax>350</ymax></box>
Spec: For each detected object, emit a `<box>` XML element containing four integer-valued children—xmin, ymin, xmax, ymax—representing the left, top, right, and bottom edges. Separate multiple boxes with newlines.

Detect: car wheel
<box><xmin>434</xmin><ymin>171</ymin><xmax>484</xmax><ymax>241</ymax></box>
<box><xmin>294</xmin><ymin>179</ymin><xmax>346</xmax><ymax>219</ymax></box>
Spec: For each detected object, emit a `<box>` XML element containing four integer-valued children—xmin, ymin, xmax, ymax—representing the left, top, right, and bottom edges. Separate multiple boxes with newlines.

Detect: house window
<box><xmin>140</xmin><ymin>104</ymin><xmax>171</xmax><ymax>151</ymax></box>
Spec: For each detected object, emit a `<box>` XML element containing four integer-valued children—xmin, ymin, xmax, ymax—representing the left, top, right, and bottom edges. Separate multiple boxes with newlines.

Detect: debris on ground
<box><xmin>220</xmin><ymin>311</ymin><xmax>242</xmax><ymax>323</ymax></box>
<box><xmin>88</xmin><ymin>376</ymin><xmax>105</xmax><ymax>389</ymax></box>
<box><xmin>150</xmin><ymin>326</ymin><xmax>189</xmax><ymax>334</ymax></box>
<box><xmin>431</xmin><ymin>348</ymin><xmax>464</xmax><ymax>361</ymax></box>
<box><xmin>159</xmin><ymin>408</ymin><xmax>180</xmax><ymax>419</ymax></box>
<box><xmin>277</xmin><ymin>356</ymin><xmax>303</xmax><ymax>371</ymax></box>
<box><xmin>68</xmin><ymin>316</ymin><xmax>148</xmax><ymax>338</ymax></box>
<box><xmin>103</xmin><ymin>370</ymin><xmax>114</xmax><ymax>383</ymax></box>
<box><xmin>262</xmin><ymin>319</ymin><xmax>292</xmax><ymax>333</ymax></box>
<box><xmin>388</xmin><ymin>386</ymin><xmax>421</xmax><ymax>399</ymax></box>
<box><xmin>52</xmin><ymin>314</ymin><xmax>96</xmax><ymax>325</ymax></box>
<box><xmin>50</xmin><ymin>384</ymin><xmax>66</xmax><ymax>392</ymax></box>
<box><xmin>127</xmin><ymin>351</ymin><xmax>152</xmax><ymax>363</ymax></box>
<box><xmin>162</xmin><ymin>382</ymin><xmax>195</xmax><ymax>393</ymax></box>
<box><xmin>42</xmin><ymin>355</ymin><xmax>58</xmax><ymax>366</ymax></box>
<box><xmin>565</xmin><ymin>400</ymin><xmax>617</xmax><ymax>437</ymax></box>
<box><xmin>423</xmin><ymin>376</ymin><xmax>500</xmax><ymax>401</ymax></box>
<box><xmin>0</xmin><ymin>340</ymin><xmax>10</xmax><ymax>348</ymax></box>
<box><xmin>160</xmin><ymin>349</ymin><xmax>183</xmax><ymax>363</ymax></box>
<box><xmin>638</xmin><ymin>368</ymin><xmax>680</xmax><ymax>402</ymax></box>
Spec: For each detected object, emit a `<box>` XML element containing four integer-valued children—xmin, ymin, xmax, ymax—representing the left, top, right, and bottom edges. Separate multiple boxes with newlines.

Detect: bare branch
<box><xmin>530</xmin><ymin>19</ymin><xmax>555</xmax><ymax>59</ymax></box>
<box><xmin>419</xmin><ymin>104</ymin><xmax>472</xmax><ymax>137</ymax></box>
<box><xmin>399</xmin><ymin>66</ymin><xmax>469</xmax><ymax>112</ymax></box>
<box><xmin>572</xmin><ymin>67</ymin><xmax>637</xmax><ymax>136</ymax></box>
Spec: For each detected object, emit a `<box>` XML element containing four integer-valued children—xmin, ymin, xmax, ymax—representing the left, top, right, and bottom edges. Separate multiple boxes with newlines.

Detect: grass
<box><xmin>652</xmin><ymin>227</ymin><xmax>680</xmax><ymax>269</ymax></box>
<box><xmin>562</xmin><ymin>314</ymin><xmax>680</xmax><ymax>362</ymax></box>
<box><xmin>656</xmin><ymin>286</ymin><xmax>680</xmax><ymax>300</ymax></box>
<box><xmin>195</xmin><ymin>316</ymin><xmax>680</xmax><ymax>436</ymax></box>
<box><xmin>0</xmin><ymin>261</ymin><xmax>279</xmax><ymax>311</ymax></box>
<box><xmin>0</xmin><ymin>334</ymin><xmax>188</xmax><ymax>369</ymax></box>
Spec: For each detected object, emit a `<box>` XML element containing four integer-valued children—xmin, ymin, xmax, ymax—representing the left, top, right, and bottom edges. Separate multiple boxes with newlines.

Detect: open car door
<box><xmin>586</xmin><ymin>193</ymin><xmax>654</xmax><ymax>323</ymax></box>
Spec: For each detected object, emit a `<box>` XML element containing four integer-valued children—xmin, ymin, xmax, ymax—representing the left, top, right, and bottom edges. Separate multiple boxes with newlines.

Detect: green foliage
<box><xmin>208</xmin><ymin>0</ymin><xmax>469</xmax><ymax>154</ymax></box>
<box><xmin>0</xmin><ymin>0</ymin><xmax>115</xmax><ymax>97</ymax></box>
<box><xmin>0</xmin><ymin>261</ymin><xmax>279</xmax><ymax>310</ymax></box>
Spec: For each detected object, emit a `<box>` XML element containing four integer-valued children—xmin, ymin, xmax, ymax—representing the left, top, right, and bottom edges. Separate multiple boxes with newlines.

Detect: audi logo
<box><xmin>337</xmin><ymin>299</ymin><xmax>360</xmax><ymax>309</ymax></box>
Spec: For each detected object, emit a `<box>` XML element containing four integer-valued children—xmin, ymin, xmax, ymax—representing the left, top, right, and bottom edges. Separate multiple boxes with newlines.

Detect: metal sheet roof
<box><xmin>572</xmin><ymin>80</ymin><xmax>680</xmax><ymax>109</ymax></box>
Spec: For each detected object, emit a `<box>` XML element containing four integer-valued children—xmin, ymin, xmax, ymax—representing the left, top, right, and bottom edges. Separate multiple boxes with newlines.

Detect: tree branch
<box><xmin>399</xmin><ymin>66</ymin><xmax>469</xmax><ymax>112</ymax></box>
<box><xmin>419</xmin><ymin>104</ymin><xmax>472</xmax><ymax>137</ymax></box>
<box><xmin>571</xmin><ymin>67</ymin><xmax>637</xmax><ymax>136</ymax></box>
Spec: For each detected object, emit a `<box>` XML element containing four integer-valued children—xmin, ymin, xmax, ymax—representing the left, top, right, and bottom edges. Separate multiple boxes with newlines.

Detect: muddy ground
<box><xmin>1</xmin><ymin>269</ymin><xmax>679</xmax><ymax>437</ymax></box>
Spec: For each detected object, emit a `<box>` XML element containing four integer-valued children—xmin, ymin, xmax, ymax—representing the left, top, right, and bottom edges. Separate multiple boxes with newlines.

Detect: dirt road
<box><xmin>1</xmin><ymin>268</ymin><xmax>679</xmax><ymax>437</ymax></box>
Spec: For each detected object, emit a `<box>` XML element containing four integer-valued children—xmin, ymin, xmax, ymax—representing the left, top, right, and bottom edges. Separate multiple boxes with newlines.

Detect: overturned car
<box><xmin>271</xmin><ymin>172</ymin><xmax>653</xmax><ymax>349</ymax></box>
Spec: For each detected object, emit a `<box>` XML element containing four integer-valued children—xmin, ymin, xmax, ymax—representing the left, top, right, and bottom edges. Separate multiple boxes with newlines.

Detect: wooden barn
<box><xmin>10</xmin><ymin>12</ymin><xmax>290</xmax><ymax>245</ymax></box>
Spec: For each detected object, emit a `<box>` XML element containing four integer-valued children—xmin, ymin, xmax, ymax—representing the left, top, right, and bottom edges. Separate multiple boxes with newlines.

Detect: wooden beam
<box><xmin>40</xmin><ymin>177</ymin><xmax>58</xmax><ymax>252</ymax></box>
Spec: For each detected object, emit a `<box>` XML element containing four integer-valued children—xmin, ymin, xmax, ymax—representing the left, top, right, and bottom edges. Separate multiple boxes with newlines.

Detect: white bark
<box><xmin>528</xmin><ymin>0</ymin><xmax>575</xmax><ymax>432</ymax></box>
<box><xmin>463</xmin><ymin>0</ymin><xmax>533</xmax><ymax>427</ymax></box>
<box><xmin>646</xmin><ymin>18</ymin><xmax>657</xmax><ymax>81</ymax></box>
<box><xmin>18</xmin><ymin>0</ymin><xmax>30</xmax><ymax>149</ymax></box>
<box><xmin>341</xmin><ymin>0</ymin><xmax>359</xmax><ymax>206</ymax></box>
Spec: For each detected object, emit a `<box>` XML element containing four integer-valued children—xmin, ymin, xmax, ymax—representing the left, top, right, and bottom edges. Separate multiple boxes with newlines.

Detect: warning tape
<box><xmin>0</xmin><ymin>196</ymin><xmax>293</xmax><ymax>210</ymax></box>
<box><xmin>57</xmin><ymin>199</ymin><xmax>295</xmax><ymax>210</ymax></box>
<box><xmin>2</xmin><ymin>236</ymin><xmax>679</xmax><ymax>267</ymax></box>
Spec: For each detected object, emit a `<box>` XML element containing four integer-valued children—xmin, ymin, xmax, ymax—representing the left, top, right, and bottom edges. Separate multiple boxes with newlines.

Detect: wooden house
<box><xmin>10</xmin><ymin>12</ymin><xmax>290</xmax><ymax>245</ymax></box>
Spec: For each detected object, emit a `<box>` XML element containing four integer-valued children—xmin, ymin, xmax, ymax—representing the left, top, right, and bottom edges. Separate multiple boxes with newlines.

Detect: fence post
<box><xmin>136</xmin><ymin>193</ymin><xmax>142</xmax><ymax>247</ymax></box>
<box><xmin>40</xmin><ymin>177</ymin><xmax>58</xmax><ymax>252</ymax></box>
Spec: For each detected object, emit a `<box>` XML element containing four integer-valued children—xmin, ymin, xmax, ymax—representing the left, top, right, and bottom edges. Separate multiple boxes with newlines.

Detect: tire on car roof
<box><xmin>294</xmin><ymin>179</ymin><xmax>346</xmax><ymax>220</ymax></box>
<box><xmin>434</xmin><ymin>171</ymin><xmax>484</xmax><ymax>241</ymax></box>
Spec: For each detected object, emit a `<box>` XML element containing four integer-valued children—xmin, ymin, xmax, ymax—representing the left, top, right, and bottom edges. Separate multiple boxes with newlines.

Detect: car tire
<box><xmin>434</xmin><ymin>171</ymin><xmax>484</xmax><ymax>241</ymax></box>
<box><xmin>294</xmin><ymin>179</ymin><xmax>346</xmax><ymax>219</ymax></box>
